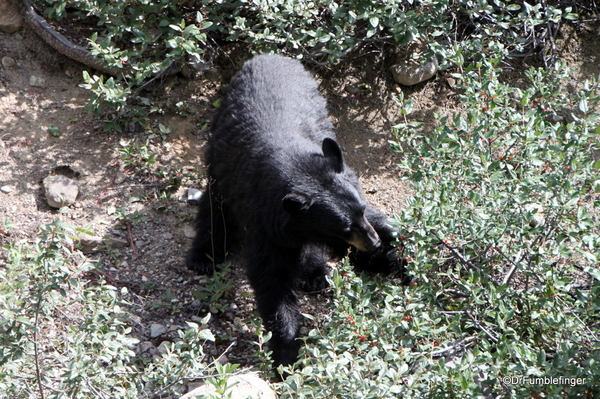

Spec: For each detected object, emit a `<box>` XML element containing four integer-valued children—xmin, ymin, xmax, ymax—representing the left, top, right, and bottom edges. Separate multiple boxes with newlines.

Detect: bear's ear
<box><xmin>282</xmin><ymin>192</ymin><xmax>312</xmax><ymax>214</ymax></box>
<box><xmin>322</xmin><ymin>138</ymin><xmax>344</xmax><ymax>173</ymax></box>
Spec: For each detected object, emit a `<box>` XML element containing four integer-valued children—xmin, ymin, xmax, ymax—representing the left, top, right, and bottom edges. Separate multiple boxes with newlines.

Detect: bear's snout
<box><xmin>347</xmin><ymin>218</ymin><xmax>381</xmax><ymax>252</ymax></box>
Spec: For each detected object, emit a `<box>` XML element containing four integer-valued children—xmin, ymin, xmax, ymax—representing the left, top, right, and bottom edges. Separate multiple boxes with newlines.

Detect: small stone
<box><xmin>390</xmin><ymin>57</ymin><xmax>438</xmax><ymax>86</ymax></box>
<box><xmin>180</xmin><ymin>188</ymin><xmax>203</xmax><ymax>204</ymax></box>
<box><xmin>29</xmin><ymin>76</ymin><xmax>47</xmax><ymax>88</ymax></box>
<box><xmin>0</xmin><ymin>185</ymin><xmax>13</xmax><ymax>194</ymax></box>
<box><xmin>0</xmin><ymin>1</ymin><xmax>23</xmax><ymax>33</ymax></box>
<box><xmin>64</xmin><ymin>67</ymin><xmax>78</xmax><ymax>78</ymax></box>
<box><xmin>138</xmin><ymin>341</ymin><xmax>156</xmax><ymax>354</ymax></box>
<box><xmin>76</xmin><ymin>232</ymin><xmax>103</xmax><ymax>254</ymax></box>
<box><xmin>156</xmin><ymin>341</ymin><xmax>171</xmax><ymax>355</ymax></box>
<box><xmin>162</xmin><ymin>232</ymin><xmax>174</xmax><ymax>240</ymax></box>
<box><xmin>114</xmin><ymin>171</ymin><xmax>128</xmax><ymax>184</ymax></box>
<box><xmin>43</xmin><ymin>175</ymin><xmax>79</xmax><ymax>208</ymax></box>
<box><xmin>345</xmin><ymin>85</ymin><xmax>359</xmax><ymax>94</ymax></box>
<box><xmin>1</xmin><ymin>56</ymin><xmax>16</xmax><ymax>68</ymax></box>
<box><xmin>135</xmin><ymin>240</ymin><xmax>150</xmax><ymax>248</ymax></box>
<box><xmin>216</xmin><ymin>354</ymin><xmax>228</xmax><ymax>365</ymax></box>
<box><xmin>108</xmin><ymin>237</ymin><xmax>129</xmax><ymax>248</ymax></box>
<box><xmin>168</xmin><ymin>324</ymin><xmax>183</xmax><ymax>332</ymax></box>
<box><xmin>183</xmin><ymin>224</ymin><xmax>196</xmax><ymax>238</ymax></box>
<box><xmin>150</xmin><ymin>323</ymin><xmax>167</xmax><ymax>338</ymax></box>
<box><xmin>180</xmin><ymin>372</ymin><xmax>277</xmax><ymax>399</ymax></box>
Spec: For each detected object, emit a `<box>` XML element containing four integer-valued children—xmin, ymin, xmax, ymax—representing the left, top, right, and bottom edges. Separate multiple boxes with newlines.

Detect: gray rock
<box><xmin>179</xmin><ymin>372</ymin><xmax>277</xmax><ymax>399</ymax></box>
<box><xmin>179</xmin><ymin>188</ymin><xmax>203</xmax><ymax>204</ymax></box>
<box><xmin>74</xmin><ymin>233</ymin><xmax>129</xmax><ymax>253</ymax></box>
<box><xmin>29</xmin><ymin>76</ymin><xmax>47</xmax><ymax>88</ymax></box>
<box><xmin>150</xmin><ymin>323</ymin><xmax>167</xmax><ymax>338</ymax></box>
<box><xmin>135</xmin><ymin>240</ymin><xmax>150</xmax><ymax>248</ymax></box>
<box><xmin>0</xmin><ymin>1</ymin><xmax>23</xmax><ymax>33</ymax></box>
<box><xmin>138</xmin><ymin>341</ymin><xmax>156</xmax><ymax>354</ymax></box>
<box><xmin>183</xmin><ymin>224</ymin><xmax>196</xmax><ymax>238</ymax></box>
<box><xmin>0</xmin><ymin>185</ymin><xmax>14</xmax><ymax>194</ymax></box>
<box><xmin>390</xmin><ymin>57</ymin><xmax>438</xmax><ymax>86</ymax></box>
<box><xmin>108</xmin><ymin>237</ymin><xmax>129</xmax><ymax>248</ymax></box>
<box><xmin>76</xmin><ymin>232</ymin><xmax>103</xmax><ymax>253</ymax></box>
<box><xmin>43</xmin><ymin>175</ymin><xmax>79</xmax><ymax>208</ymax></box>
<box><xmin>168</xmin><ymin>324</ymin><xmax>184</xmax><ymax>332</ymax></box>
<box><xmin>1</xmin><ymin>56</ymin><xmax>16</xmax><ymax>68</ymax></box>
<box><xmin>156</xmin><ymin>341</ymin><xmax>171</xmax><ymax>355</ymax></box>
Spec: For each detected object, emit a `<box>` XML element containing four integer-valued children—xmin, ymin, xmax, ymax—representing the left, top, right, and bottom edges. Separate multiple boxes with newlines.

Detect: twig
<box><xmin>106</xmin><ymin>183</ymin><xmax>162</xmax><ymax>190</ymax></box>
<box><xmin>430</xmin><ymin>336</ymin><xmax>477</xmax><ymax>358</ymax></box>
<box><xmin>125</xmin><ymin>220</ymin><xmax>139</xmax><ymax>261</ymax></box>
<box><xmin>467</xmin><ymin>311</ymin><xmax>499</xmax><ymax>343</ymax></box>
<box><xmin>576</xmin><ymin>18</ymin><xmax>600</xmax><ymax>23</ymax></box>
<box><xmin>132</xmin><ymin>59</ymin><xmax>182</xmax><ymax>96</ymax></box>
<box><xmin>430</xmin><ymin>229</ymin><xmax>498</xmax><ymax>286</ymax></box>
<box><xmin>33</xmin><ymin>293</ymin><xmax>46</xmax><ymax>399</ymax></box>
<box><xmin>495</xmin><ymin>248</ymin><xmax>523</xmax><ymax>286</ymax></box>
<box><xmin>96</xmin><ymin>175</ymin><xmax>116</xmax><ymax>205</ymax></box>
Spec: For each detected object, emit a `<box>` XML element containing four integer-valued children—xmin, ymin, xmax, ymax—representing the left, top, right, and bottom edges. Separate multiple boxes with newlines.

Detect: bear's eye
<box><xmin>355</xmin><ymin>206</ymin><xmax>366</xmax><ymax>218</ymax></box>
<box><xmin>342</xmin><ymin>226</ymin><xmax>352</xmax><ymax>235</ymax></box>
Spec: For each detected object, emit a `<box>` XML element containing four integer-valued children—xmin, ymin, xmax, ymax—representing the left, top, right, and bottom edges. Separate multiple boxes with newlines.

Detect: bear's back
<box><xmin>205</xmin><ymin>55</ymin><xmax>341</xmax><ymax>232</ymax></box>
<box><xmin>209</xmin><ymin>54</ymin><xmax>334</xmax><ymax>158</ymax></box>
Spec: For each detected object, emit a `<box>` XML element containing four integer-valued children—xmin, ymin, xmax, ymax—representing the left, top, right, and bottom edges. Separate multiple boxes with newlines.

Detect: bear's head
<box><xmin>282</xmin><ymin>138</ymin><xmax>381</xmax><ymax>252</ymax></box>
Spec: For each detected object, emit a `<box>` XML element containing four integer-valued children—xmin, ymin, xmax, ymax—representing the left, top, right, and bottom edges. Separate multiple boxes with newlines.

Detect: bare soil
<box><xmin>1</xmin><ymin>21</ymin><xmax>599</xmax><ymax>367</ymax></box>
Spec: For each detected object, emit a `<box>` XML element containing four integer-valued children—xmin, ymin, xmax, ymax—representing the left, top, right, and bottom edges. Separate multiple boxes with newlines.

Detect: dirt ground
<box><xmin>1</xmin><ymin>19</ymin><xmax>599</xmax><ymax>367</ymax></box>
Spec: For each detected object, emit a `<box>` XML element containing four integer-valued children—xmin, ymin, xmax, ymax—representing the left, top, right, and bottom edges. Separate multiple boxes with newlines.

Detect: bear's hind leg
<box><xmin>186</xmin><ymin>183</ymin><xmax>235</xmax><ymax>274</ymax></box>
<box><xmin>247</xmin><ymin>247</ymin><xmax>302</xmax><ymax>369</ymax></box>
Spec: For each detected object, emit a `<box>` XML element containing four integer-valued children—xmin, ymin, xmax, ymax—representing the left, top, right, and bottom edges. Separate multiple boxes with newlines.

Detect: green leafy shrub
<box><xmin>0</xmin><ymin>220</ymin><xmax>217</xmax><ymax>398</ymax></box>
<box><xmin>278</xmin><ymin>58</ymin><xmax>600</xmax><ymax>398</ymax></box>
<box><xmin>38</xmin><ymin>0</ymin><xmax>579</xmax><ymax>126</ymax></box>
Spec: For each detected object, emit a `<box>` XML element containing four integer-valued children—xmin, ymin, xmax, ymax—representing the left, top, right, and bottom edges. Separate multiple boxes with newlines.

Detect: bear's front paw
<box><xmin>186</xmin><ymin>252</ymin><xmax>219</xmax><ymax>274</ymax></box>
<box><xmin>298</xmin><ymin>272</ymin><xmax>330</xmax><ymax>292</ymax></box>
<box><xmin>350</xmin><ymin>245</ymin><xmax>412</xmax><ymax>286</ymax></box>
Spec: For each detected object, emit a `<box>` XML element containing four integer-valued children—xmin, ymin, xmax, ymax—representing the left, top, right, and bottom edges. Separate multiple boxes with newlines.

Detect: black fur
<box><xmin>187</xmin><ymin>54</ymin><xmax>410</xmax><ymax>368</ymax></box>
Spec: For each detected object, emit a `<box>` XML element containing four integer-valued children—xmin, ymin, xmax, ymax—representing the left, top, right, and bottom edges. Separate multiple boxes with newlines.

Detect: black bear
<box><xmin>187</xmin><ymin>54</ymin><xmax>410</xmax><ymax>368</ymax></box>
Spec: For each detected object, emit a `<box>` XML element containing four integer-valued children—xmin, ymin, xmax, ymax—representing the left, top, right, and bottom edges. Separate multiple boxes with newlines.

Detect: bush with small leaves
<box><xmin>277</xmin><ymin>56</ymin><xmax>600</xmax><ymax>398</ymax></box>
<box><xmin>38</xmin><ymin>0</ymin><xmax>579</xmax><ymax>128</ymax></box>
<box><xmin>0</xmin><ymin>221</ymin><xmax>219</xmax><ymax>398</ymax></box>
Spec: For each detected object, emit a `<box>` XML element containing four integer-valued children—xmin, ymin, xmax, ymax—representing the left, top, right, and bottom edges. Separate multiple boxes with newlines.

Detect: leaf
<box><xmin>579</xmin><ymin>97</ymin><xmax>588</xmax><ymax>113</ymax></box>
<box><xmin>564</xmin><ymin>13</ymin><xmax>579</xmax><ymax>21</ymax></box>
<box><xmin>198</xmin><ymin>329</ymin><xmax>215</xmax><ymax>341</ymax></box>
<box><xmin>537</xmin><ymin>349</ymin><xmax>546</xmax><ymax>366</ymax></box>
<box><xmin>369</xmin><ymin>16</ymin><xmax>379</xmax><ymax>28</ymax></box>
<box><xmin>48</xmin><ymin>125</ymin><xmax>60</xmax><ymax>137</ymax></box>
<box><xmin>585</xmin><ymin>266</ymin><xmax>600</xmax><ymax>281</ymax></box>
